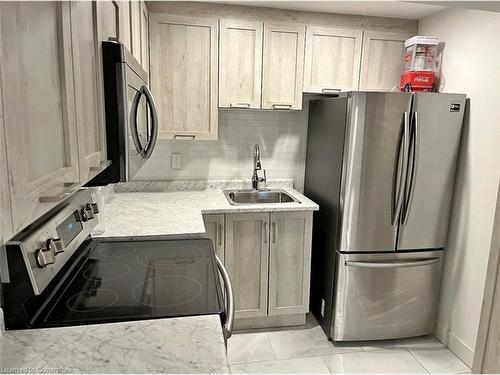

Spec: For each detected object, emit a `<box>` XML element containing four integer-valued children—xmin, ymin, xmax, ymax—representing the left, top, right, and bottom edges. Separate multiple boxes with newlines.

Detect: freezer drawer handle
<box><xmin>345</xmin><ymin>257</ymin><xmax>440</xmax><ymax>269</ymax></box>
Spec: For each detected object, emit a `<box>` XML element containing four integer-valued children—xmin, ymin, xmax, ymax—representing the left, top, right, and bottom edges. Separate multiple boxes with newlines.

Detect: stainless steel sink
<box><xmin>223</xmin><ymin>189</ymin><xmax>301</xmax><ymax>205</ymax></box>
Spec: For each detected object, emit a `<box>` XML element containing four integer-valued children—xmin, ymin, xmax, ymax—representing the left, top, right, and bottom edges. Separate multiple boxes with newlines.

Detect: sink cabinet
<box><xmin>218</xmin><ymin>211</ymin><xmax>313</xmax><ymax>325</ymax></box>
<box><xmin>269</xmin><ymin>211</ymin><xmax>312</xmax><ymax>316</ymax></box>
<box><xmin>225</xmin><ymin>213</ymin><xmax>270</xmax><ymax>318</ymax></box>
<box><xmin>203</xmin><ymin>214</ymin><xmax>225</xmax><ymax>263</ymax></box>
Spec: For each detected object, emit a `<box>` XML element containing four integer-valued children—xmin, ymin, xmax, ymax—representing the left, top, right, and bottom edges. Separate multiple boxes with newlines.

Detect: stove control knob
<box><xmin>85</xmin><ymin>204</ymin><xmax>95</xmax><ymax>220</ymax></box>
<box><xmin>47</xmin><ymin>238</ymin><xmax>64</xmax><ymax>255</ymax></box>
<box><xmin>36</xmin><ymin>245</ymin><xmax>55</xmax><ymax>268</ymax></box>
<box><xmin>90</xmin><ymin>202</ymin><xmax>99</xmax><ymax>214</ymax></box>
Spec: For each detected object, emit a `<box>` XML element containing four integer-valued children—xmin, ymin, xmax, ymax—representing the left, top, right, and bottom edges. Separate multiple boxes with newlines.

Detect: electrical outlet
<box><xmin>171</xmin><ymin>153</ymin><xmax>182</xmax><ymax>170</ymax></box>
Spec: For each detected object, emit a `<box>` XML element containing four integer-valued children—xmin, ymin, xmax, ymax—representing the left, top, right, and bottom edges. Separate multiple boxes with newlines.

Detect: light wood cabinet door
<box><xmin>119</xmin><ymin>0</ymin><xmax>131</xmax><ymax>51</ymax></box>
<box><xmin>140</xmin><ymin>1</ymin><xmax>149</xmax><ymax>74</ymax></box>
<box><xmin>262</xmin><ymin>23</ymin><xmax>305</xmax><ymax>110</ymax></box>
<box><xmin>0</xmin><ymin>81</ymin><xmax>12</xmax><ymax>243</ymax></box>
<box><xmin>226</xmin><ymin>213</ymin><xmax>269</xmax><ymax>319</ymax></box>
<box><xmin>203</xmin><ymin>214</ymin><xmax>225</xmax><ymax>263</ymax></box>
<box><xmin>150</xmin><ymin>14</ymin><xmax>218</xmax><ymax>140</ymax></box>
<box><xmin>359</xmin><ymin>30</ymin><xmax>413</xmax><ymax>91</ymax></box>
<box><xmin>219</xmin><ymin>19</ymin><xmax>263</xmax><ymax>109</ymax></box>
<box><xmin>0</xmin><ymin>2</ymin><xmax>80</xmax><ymax>233</ymax></box>
<box><xmin>269</xmin><ymin>211</ymin><xmax>313</xmax><ymax>316</ymax></box>
<box><xmin>130</xmin><ymin>0</ymin><xmax>141</xmax><ymax>61</ymax></box>
<box><xmin>70</xmin><ymin>1</ymin><xmax>107</xmax><ymax>183</ymax></box>
<box><xmin>304</xmin><ymin>26</ymin><xmax>363</xmax><ymax>93</ymax></box>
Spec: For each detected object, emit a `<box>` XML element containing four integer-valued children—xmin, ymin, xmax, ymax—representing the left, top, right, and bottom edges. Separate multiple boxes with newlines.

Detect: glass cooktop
<box><xmin>42</xmin><ymin>238</ymin><xmax>224</xmax><ymax>326</ymax></box>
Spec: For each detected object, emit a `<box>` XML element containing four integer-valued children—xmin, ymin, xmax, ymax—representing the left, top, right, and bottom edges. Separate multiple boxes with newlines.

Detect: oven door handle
<box><xmin>215</xmin><ymin>255</ymin><xmax>234</xmax><ymax>339</ymax></box>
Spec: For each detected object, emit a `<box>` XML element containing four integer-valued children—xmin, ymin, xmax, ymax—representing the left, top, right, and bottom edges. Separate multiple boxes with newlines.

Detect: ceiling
<box><xmin>203</xmin><ymin>1</ymin><xmax>447</xmax><ymax>19</ymax></box>
<box><xmin>201</xmin><ymin>1</ymin><xmax>500</xmax><ymax>20</ymax></box>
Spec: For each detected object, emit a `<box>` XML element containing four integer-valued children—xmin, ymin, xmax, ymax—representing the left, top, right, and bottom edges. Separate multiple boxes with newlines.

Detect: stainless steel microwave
<box><xmin>88</xmin><ymin>41</ymin><xmax>158</xmax><ymax>186</ymax></box>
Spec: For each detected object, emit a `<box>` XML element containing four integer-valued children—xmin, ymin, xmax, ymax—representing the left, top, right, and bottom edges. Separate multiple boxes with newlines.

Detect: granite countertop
<box><xmin>0</xmin><ymin>314</ymin><xmax>229</xmax><ymax>373</ymax></box>
<box><xmin>95</xmin><ymin>188</ymin><xmax>319</xmax><ymax>240</ymax></box>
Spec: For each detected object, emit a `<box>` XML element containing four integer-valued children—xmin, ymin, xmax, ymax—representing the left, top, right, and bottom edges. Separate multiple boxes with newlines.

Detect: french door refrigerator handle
<box><xmin>403</xmin><ymin>111</ymin><xmax>419</xmax><ymax>225</ymax></box>
<box><xmin>392</xmin><ymin>112</ymin><xmax>410</xmax><ymax>225</ymax></box>
<box><xmin>215</xmin><ymin>255</ymin><xmax>234</xmax><ymax>339</ymax></box>
<box><xmin>345</xmin><ymin>257</ymin><xmax>440</xmax><ymax>269</ymax></box>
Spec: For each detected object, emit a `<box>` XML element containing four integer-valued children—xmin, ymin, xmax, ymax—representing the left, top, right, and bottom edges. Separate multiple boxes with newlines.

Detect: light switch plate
<box><xmin>171</xmin><ymin>153</ymin><xmax>182</xmax><ymax>170</ymax></box>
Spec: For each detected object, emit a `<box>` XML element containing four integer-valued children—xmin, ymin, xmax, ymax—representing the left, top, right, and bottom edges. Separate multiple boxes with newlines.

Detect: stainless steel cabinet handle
<box><xmin>218</xmin><ymin>223</ymin><xmax>222</xmax><ymax>246</ymax></box>
<box><xmin>174</xmin><ymin>135</ymin><xmax>196</xmax><ymax>140</ymax></box>
<box><xmin>403</xmin><ymin>111</ymin><xmax>419</xmax><ymax>225</ymax></box>
<box><xmin>321</xmin><ymin>88</ymin><xmax>341</xmax><ymax>94</ymax></box>
<box><xmin>272</xmin><ymin>222</ymin><xmax>276</xmax><ymax>243</ymax></box>
<box><xmin>215</xmin><ymin>255</ymin><xmax>234</xmax><ymax>339</ymax></box>
<box><xmin>263</xmin><ymin>222</ymin><xmax>268</xmax><ymax>243</ymax></box>
<box><xmin>345</xmin><ymin>258</ymin><xmax>440</xmax><ymax>269</ymax></box>
<box><xmin>392</xmin><ymin>111</ymin><xmax>409</xmax><ymax>225</ymax></box>
<box><xmin>230</xmin><ymin>103</ymin><xmax>250</xmax><ymax>109</ymax></box>
<box><xmin>39</xmin><ymin>183</ymin><xmax>81</xmax><ymax>203</ymax></box>
<box><xmin>272</xmin><ymin>104</ymin><xmax>292</xmax><ymax>110</ymax></box>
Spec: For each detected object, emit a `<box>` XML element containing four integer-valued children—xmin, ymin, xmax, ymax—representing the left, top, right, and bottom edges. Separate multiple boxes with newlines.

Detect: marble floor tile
<box><xmin>230</xmin><ymin>356</ymin><xmax>330</xmax><ymax>374</ymax></box>
<box><xmin>322</xmin><ymin>348</ymin><xmax>428</xmax><ymax>374</ymax></box>
<box><xmin>227</xmin><ymin>332</ymin><xmax>276</xmax><ymax>364</ymax></box>
<box><xmin>360</xmin><ymin>335</ymin><xmax>444</xmax><ymax>351</ymax></box>
<box><xmin>408</xmin><ymin>346</ymin><xmax>471</xmax><ymax>374</ymax></box>
<box><xmin>267</xmin><ymin>324</ymin><xmax>363</xmax><ymax>359</ymax></box>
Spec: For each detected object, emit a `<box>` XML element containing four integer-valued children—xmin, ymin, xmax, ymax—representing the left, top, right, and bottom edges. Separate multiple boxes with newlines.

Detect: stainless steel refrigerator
<box><xmin>304</xmin><ymin>91</ymin><xmax>466</xmax><ymax>341</ymax></box>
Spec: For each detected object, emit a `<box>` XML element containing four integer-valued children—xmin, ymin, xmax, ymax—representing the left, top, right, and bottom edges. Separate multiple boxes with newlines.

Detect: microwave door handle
<box><xmin>403</xmin><ymin>111</ymin><xmax>419</xmax><ymax>225</ymax></box>
<box><xmin>392</xmin><ymin>112</ymin><xmax>409</xmax><ymax>225</ymax></box>
<box><xmin>130</xmin><ymin>89</ymin><xmax>146</xmax><ymax>156</ymax></box>
<box><xmin>215</xmin><ymin>255</ymin><xmax>234</xmax><ymax>339</ymax></box>
<box><xmin>141</xmin><ymin>85</ymin><xmax>159</xmax><ymax>159</ymax></box>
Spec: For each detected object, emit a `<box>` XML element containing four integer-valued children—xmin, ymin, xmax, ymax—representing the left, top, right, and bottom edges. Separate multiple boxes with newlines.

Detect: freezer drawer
<box><xmin>332</xmin><ymin>250</ymin><xmax>443</xmax><ymax>341</ymax></box>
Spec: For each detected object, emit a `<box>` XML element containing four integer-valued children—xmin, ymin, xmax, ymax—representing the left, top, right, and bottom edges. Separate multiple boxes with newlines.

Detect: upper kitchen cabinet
<box><xmin>0</xmin><ymin>2</ymin><xmax>80</xmax><ymax>233</ymax></box>
<box><xmin>0</xmin><ymin>78</ymin><xmax>13</xmax><ymax>243</ymax></box>
<box><xmin>130</xmin><ymin>0</ymin><xmax>141</xmax><ymax>61</ymax></box>
<box><xmin>150</xmin><ymin>15</ymin><xmax>218</xmax><ymax>140</ymax></box>
<box><xmin>262</xmin><ymin>23</ymin><xmax>305</xmax><ymax>110</ymax></box>
<box><xmin>359</xmin><ymin>30</ymin><xmax>413</xmax><ymax>91</ymax></box>
<box><xmin>70</xmin><ymin>1</ymin><xmax>108</xmax><ymax>182</ymax></box>
<box><xmin>303</xmin><ymin>26</ymin><xmax>363</xmax><ymax>93</ymax></box>
<box><xmin>219</xmin><ymin>19</ymin><xmax>263</xmax><ymax>109</ymax></box>
<box><xmin>140</xmin><ymin>1</ymin><xmax>149</xmax><ymax>75</ymax></box>
<box><xmin>95</xmin><ymin>0</ymin><xmax>121</xmax><ymax>42</ymax></box>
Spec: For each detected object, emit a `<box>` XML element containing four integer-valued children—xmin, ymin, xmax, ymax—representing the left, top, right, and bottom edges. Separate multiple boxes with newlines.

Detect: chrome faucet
<box><xmin>251</xmin><ymin>144</ymin><xmax>266</xmax><ymax>190</ymax></box>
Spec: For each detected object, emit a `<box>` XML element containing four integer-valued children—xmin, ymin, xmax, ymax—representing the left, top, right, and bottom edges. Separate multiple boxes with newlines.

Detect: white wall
<box><xmin>418</xmin><ymin>8</ymin><xmax>500</xmax><ymax>366</ymax></box>
<box><xmin>136</xmin><ymin>107</ymin><xmax>309</xmax><ymax>191</ymax></box>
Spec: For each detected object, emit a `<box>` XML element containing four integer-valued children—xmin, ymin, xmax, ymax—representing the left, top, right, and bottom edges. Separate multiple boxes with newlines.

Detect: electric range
<box><xmin>0</xmin><ymin>190</ymin><xmax>233</xmax><ymax>338</ymax></box>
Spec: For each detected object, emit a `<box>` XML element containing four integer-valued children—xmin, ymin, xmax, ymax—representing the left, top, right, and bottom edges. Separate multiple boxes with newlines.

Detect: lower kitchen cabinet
<box><xmin>269</xmin><ymin>211</ymin><xmax>313</xmax><ymax>316</ymax></box>
<box><xmin>225</xmin><ymin>213</ymin><xmax>270</xmax><ymax>319</ymax></box>
<box><xmin>203</xmin><ymin>214</ymin><xmax>225</xmax><ymax>262</ymax></box>
<box><xmin>224</xmin><ymin>211</ymin><xmax>313</xmax><ymax>324</ymax></box>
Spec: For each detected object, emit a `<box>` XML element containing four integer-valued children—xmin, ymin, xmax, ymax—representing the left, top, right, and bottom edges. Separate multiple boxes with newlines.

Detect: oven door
<box><xmin>124</xmin><ymin>65</ymin><xmax>158</xmax><ymax>180</ymax></box>
<box><xmin>332</xmin><ymin>250</ymin><xmax>443</xmax><ymax>341</ymax></box>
